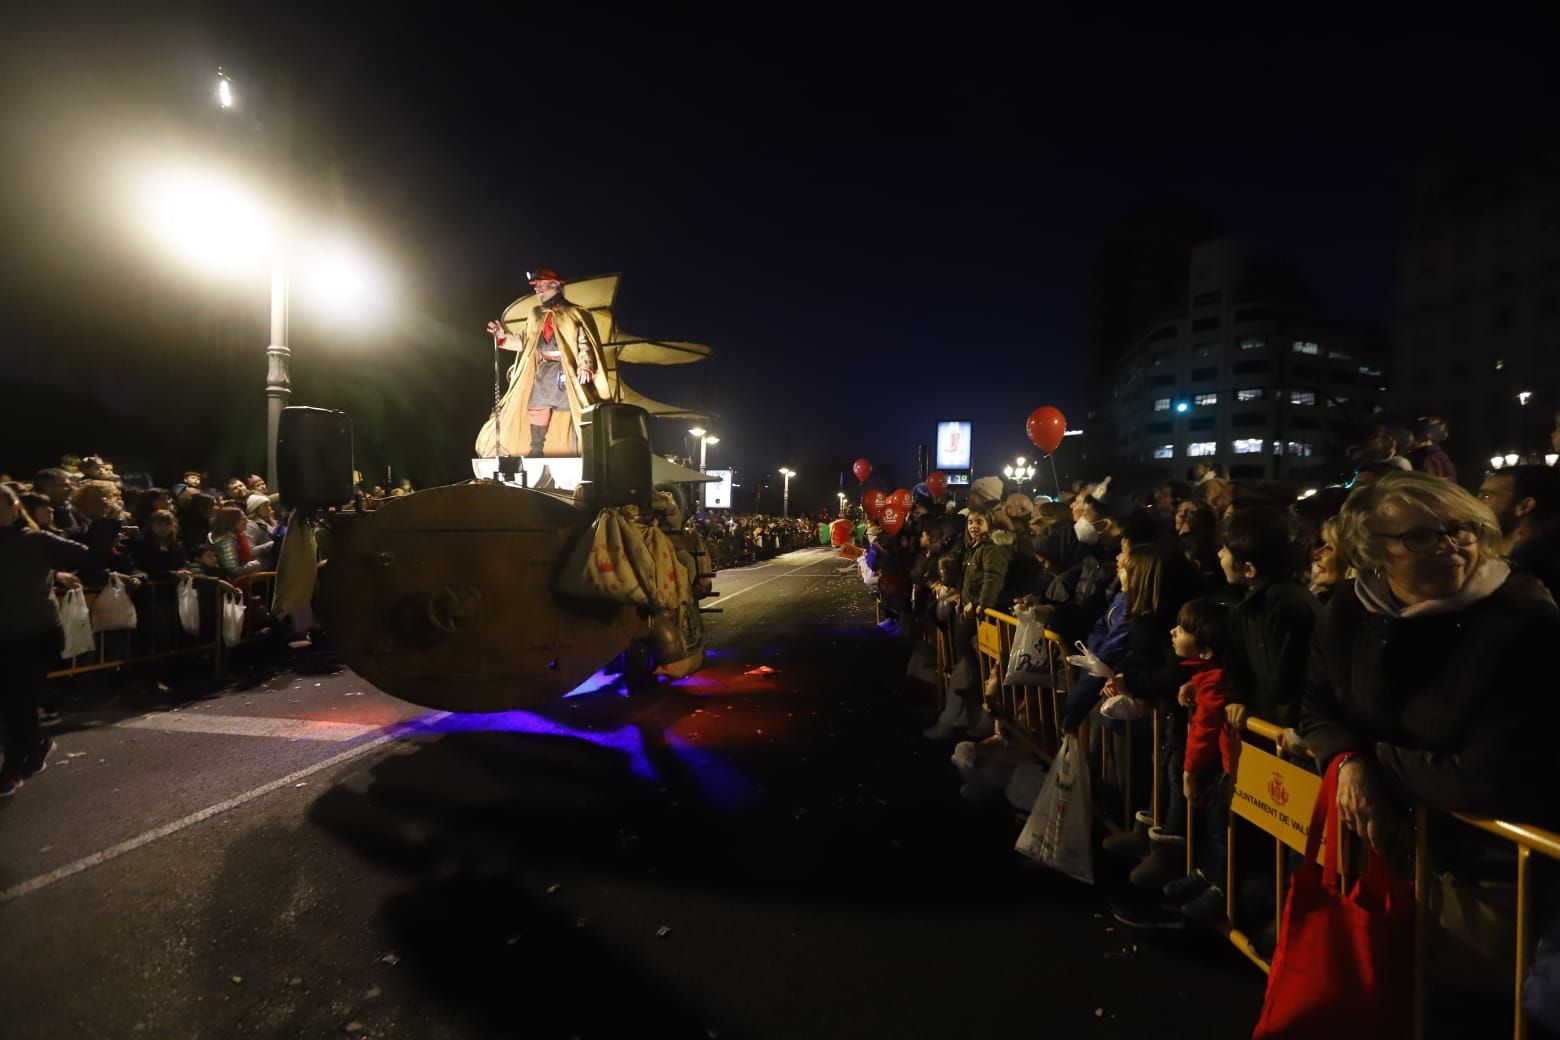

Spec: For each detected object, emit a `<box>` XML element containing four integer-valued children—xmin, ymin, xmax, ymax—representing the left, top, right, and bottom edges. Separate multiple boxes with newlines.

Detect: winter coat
<box><xmin>960</xmin><ymin>532</ymin><xmax>1013</xmax><ymax>610</ymax></box>
<box><xmin>1299</xmin><ymin>570</ymin><xmax>1560</xmax><ymax>827</ymax></box>
<box><xmin>1044</xmin><ymin>539</ymin><xmax>1118</xmax><ymax>645</ymax></box>
<box><xmin>128</xmin><ymin>535</ymin><xmax>190</xmax><ymax>581</ymax></box>
<box><xmin>1116</xmin><ymin>615</ymin><xmax>1185</xmax><ymax>708</ymax></box>
<box><xmin>0</xmin><ymin>524</ymin><xmax>117</xmax><ymax>639</ymax></box>
<box><xmin>1062</xmin><ymin>592</ymin><xmax>1134</xmax><ymax>730</ymax></box>
<box><xmin>1223</xmin><ymin>578</ymin><xmax>1322</xmax><ymax>727</ymax></box>
<box><xmin>1181</xmin><ymin>660</ymin><xmax>1230</xmax><ymax>777</ymax></box>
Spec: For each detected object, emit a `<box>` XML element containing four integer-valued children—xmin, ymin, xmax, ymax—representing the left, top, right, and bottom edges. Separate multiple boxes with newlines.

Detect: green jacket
<box><xmin>960</xmin><ymin>532</ymin><xmax>1013</xmax><ymax>610</ymax></box>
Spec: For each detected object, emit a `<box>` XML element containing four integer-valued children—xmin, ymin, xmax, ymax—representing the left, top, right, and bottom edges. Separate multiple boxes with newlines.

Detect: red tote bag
<box><xmin>1253</xmin><ymin>758</ymin><xmax>1416</xmax><ymax>1039</ymax></box>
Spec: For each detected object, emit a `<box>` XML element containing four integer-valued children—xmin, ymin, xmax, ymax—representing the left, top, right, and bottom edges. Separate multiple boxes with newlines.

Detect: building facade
<box><xmin>1105</xmin><ymin>240</ymin><xmax>1388</xmax><ymax>484</ymax></box>
<box><xmin>1393</xmin><ymin>144</ymin><xmax>1560</xmax><ymax>477</ymax></box>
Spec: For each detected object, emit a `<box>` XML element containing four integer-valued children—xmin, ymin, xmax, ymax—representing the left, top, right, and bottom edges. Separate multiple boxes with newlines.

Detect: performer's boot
<box><xmin>527</xmin><ymin>424</ymin><xmax>548</xmax><ymax>458</ymax></box>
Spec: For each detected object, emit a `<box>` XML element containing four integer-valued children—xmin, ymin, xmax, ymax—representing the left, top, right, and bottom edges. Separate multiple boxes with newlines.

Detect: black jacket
<box><xmin>1299</xmin><ymin>573</ymin><xmax>1560</xmax><ymax>828</ymax></box>
<box><xmin>1223</xmin><ymin>578</ymin><xmax>1322</xmax><ymax>727</ymax></box>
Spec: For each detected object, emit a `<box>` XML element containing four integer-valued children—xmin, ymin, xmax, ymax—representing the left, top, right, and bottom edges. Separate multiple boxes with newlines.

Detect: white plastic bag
<box><xmin>221</xmin><ymin>588</ymin><xmax>245</xmax><ymax>647</ymax></box>
<box><xmin>1003</xmin><ymin>606</ymin><xmax>1055</xmax><ymax>687</ymax></box>
<box><xmin>177</xmin><ymin>576</ymin><xmax>200</xmax><ymax>637</ymax></box>
<box><xmin>89</xmin><ymin>574</ymin><xmax>138</xmax><ymax>632</ymax></box>
<box><xmin>57</xmin><ymin>588</ymin><xmax>95</xmax><ymax>659</ymax></box>
<box><xmin>1065</xmin><ymin>639</ymin><xmax>1117</xmax><ymax>679</ymax></box>
<box><xmin>1014</xmin><ymin>733</ymin><xmax>1094</xmax><ymax>883</ymax></box>
<box><xmin>1099</xmin><ymin>693</ymin><xmax>1153</xmax><ymax>721</ymax></box>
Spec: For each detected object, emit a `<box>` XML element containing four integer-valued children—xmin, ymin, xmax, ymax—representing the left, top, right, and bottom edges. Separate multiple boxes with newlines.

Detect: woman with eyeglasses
<box><xmin>1300</xmin><ymin>471</ymin><xmax>1560</xmax><ymax>845</ymax></box>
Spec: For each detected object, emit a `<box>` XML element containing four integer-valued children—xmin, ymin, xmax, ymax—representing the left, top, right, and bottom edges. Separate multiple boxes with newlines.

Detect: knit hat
<box><xmin>245</xmin><ymin>494</ymin><xmax>271</xmax><ymax>516</ymax></box>
<box><xmin>970</xmin><ymin>476</ymin><xmax>1003</xmax><ymax>503</ymax></box>
<box><xmin>1004</xmin><ymin>492</ymin><xmax>1035</xmax><ymax>516</ymax></box>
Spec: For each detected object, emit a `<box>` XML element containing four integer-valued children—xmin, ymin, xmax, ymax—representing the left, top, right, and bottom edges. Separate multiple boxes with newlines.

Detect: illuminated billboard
<box><xmin>935</xmin><ymin>421</ymin><xmax>972</xmax><ymax>470</ymax></box>
<box><xmin>704</xmin><ymin>468</ymin><xmax>733</xmax><ymax>509</ymax></box>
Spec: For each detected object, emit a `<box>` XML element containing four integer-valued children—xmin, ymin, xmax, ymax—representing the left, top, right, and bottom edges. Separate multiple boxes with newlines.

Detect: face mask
<box><xmin>1074</xmin><ymin>517</ymin><xmax>1100</xmax><ymax>545</ymax></box>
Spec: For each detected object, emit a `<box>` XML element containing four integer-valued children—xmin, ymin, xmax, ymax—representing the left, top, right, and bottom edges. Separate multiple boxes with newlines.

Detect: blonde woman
<box><xmin>1300</xmin><ymin>471</ymin><xmax>1560</xmax><ymax>842</ymax></box>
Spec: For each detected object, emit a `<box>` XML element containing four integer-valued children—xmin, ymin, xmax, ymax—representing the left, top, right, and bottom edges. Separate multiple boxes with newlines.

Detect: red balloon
<box><xmin>1026</xmin><ymin>406</ymin><xmax>1067</xmax><ymax>454</ymax></box>
<box><xmin>829</xmin><ymin>518</ymin><xmax>854</xmax><ymax>547</ymax></box>
<box><xmin>890</xmin><ymin>488</ymin><xmax>913</xmax><ymax>513</ymax></box>
<box><xmin>926</xmin><ymin>471</ymin><xmax>948</xmax><ymax>500</ymax></box>
<box><xmin>862</xmin><ymin>488</ymin><xmax>887</xmax><ymax>519</ymax></box>
<box><xmin>852</xmin><ymin>457</ymin><xmax>872</xmax><ymax>483</ymax></box>
<box><xmin>879</xmin><ymin>503</ymin><xmax>905</xmax><ymax>536</ymax></box>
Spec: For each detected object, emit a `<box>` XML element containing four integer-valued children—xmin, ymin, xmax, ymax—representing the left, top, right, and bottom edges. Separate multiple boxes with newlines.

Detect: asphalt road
<box><xmin>0</xmin><ymin>546</ymin><xmax>1265</xmax><ymax>1039</ymax></box>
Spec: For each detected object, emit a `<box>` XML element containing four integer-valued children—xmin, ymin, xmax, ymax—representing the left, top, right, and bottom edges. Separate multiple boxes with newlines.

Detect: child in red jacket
<box><xmin>1162</xmin><ymin>597</ymin><xmax>1234</xmax><ymax>926</ymax></box>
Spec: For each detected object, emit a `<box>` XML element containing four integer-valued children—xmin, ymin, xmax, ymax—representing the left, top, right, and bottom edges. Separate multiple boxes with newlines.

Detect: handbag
<box><xmin>1252</xmin><ymin>757</ymin><xmax>1415</xmax><ymax>1039</ymax></box>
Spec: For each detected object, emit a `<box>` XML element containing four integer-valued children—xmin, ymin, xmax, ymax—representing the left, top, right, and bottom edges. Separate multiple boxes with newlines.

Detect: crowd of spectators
<box><xmin>694</xmin><ymin>514</ymin><xmax>820</xmax><ymax>569</ymax></box>
<box><xmin>0</xmin><ymin>453</ymin><xmax>316</xmax><ymax>796</ymax></box>
<box><xmin>865</xmin><ymin>414</ymin><xmax>1560</xmax><ymax>999</ymax></box>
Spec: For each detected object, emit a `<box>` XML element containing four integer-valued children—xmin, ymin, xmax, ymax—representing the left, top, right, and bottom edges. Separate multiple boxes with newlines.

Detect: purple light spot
<box><xmin>405</xmin><ymin>710</ymin><xmax>658</xmax><ymax>779</ymax></box>
<box><xmin>564</xmin><ymin>667</ymin><xmax>621</xmax><ymax>698</ymax></box>
<box><xmin>663</xmin><ymin>731</ymin><xmax>758</xmax><ymax>811</ymax></box>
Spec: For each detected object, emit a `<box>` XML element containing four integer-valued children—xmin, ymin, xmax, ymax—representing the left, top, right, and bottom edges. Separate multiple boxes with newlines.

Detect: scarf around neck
<box><xmin>1354</xmin><ymin>556</ymin><xmax>1510</xmax><ymax>619</ymax></box>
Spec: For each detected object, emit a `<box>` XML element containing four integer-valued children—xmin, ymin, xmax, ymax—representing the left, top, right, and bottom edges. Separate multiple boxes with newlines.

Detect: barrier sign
<box><xmin>977</xmin><ymin>618</ymin><xmax>1003</xmax><ymax>659</ymax></box>
<box><xmin>1231</xmin><ymin>740</ymin><xmax>1324</xmax><ymax>859</ymax></box>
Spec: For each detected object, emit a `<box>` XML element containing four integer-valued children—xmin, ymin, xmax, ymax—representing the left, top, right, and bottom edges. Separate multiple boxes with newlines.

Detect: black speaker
<box><xmin>277</xmin><ymin>406</ymin><xmax>355</xmax><ymax>509</ymax></box>
<box><xmin>578</xmin><ymin>403</ymin><xmax>652</xmax><ymax>509</ymax></box>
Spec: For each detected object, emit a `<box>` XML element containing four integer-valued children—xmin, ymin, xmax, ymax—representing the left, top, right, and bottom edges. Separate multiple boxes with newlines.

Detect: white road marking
<box><xmin>121</xmin><ymin>712</ymin><xmax>383</xmax><ymax>742</ymax></box>
<box><xmin>0</xmin><ymin>712</ymin><xmax>449</xmax><ymax>906</ymax></box>
<box><xmin>712</xmin><ymin>551</ymin><xmax>842</xmax><ymax>606</ymax></box>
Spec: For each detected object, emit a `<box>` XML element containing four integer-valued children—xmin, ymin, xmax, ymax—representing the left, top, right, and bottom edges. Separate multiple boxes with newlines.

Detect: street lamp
<box><xmin>127</xmin><ymin>71</ymin><xmax>384</xmax><ymax>495</ymax></box>
<box><xmin>688</xmin><ymin>427</ymin><xmax>718</xmax><ymax>471</ymax></box>
<box><xmin>778</xmin><ymin>467</ymin><xmax>795</xmax><ymax>517</ymax></box>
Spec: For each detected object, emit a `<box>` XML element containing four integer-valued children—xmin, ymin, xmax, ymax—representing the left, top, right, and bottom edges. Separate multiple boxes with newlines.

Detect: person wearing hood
<box><xmin>1300</xmin><ymin>471</ymin><xmax>1560</xmax><ymax>839</ymax></box>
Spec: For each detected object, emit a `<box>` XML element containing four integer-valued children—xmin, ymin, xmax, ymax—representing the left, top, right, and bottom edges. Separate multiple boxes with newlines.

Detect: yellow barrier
<box><xmin>966</xmin><ymin>606</ymin><xmax>1560</xmax><ymax>1037</ymax></box>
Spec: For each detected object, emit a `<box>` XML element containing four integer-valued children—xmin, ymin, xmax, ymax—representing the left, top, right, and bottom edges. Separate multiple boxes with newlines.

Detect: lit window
<box><xmin>1233</xmin><ymin>438</ymin><xmax>1264</xmax><ymax>454</ymax></box>
<box><xmin>1153</xmin><ymin>398</ymin><xmax>1171</xmax><ymax>412</ymax></box>
<box><xmin>1285</xmin><ymin>442</ymin><xmax>1314</xmax><ymax>457</ymax></box>
<box><xmin>1153</xmin><ymin>444</ymin><xmax>1175</xmax><ymax>460</ymax></box>
<box><xmin>1236</xmin><ymin>388</ymin><xmax>1264</xmax><ymax>401</ymax></box>
<box><xmin>1327</xmin><ymin>348</ymin><xmax>1353</xmax><ymax>360</ymax></box>
<box><xmin>1290</xmin><ymin>390</ymin><xmax>1316</xmax><ymax>405</ymax></box>
<box><xmin>1239</xmin><ymin>337</ymin><xmax>1266</xmax><ymax>350</ymax></box>
<box><xmin>1188</xmin><ymin>442</ymin><xmax>1218</xmax><ymax>457</ymax></box>
<box><xmin>1292</xmin><ymin>340</ymin><xmax>1320</xmax><ymax>355</ymax></box>
<box><xmin>1358</xmin><ymin>364</ymin><xmax>1382</xmax><ymax>376</ymax></box>
<box><xmin>1193</xmin><ymin>393</ymin><xmax>1218</xmax><ymax>406</ymax></box>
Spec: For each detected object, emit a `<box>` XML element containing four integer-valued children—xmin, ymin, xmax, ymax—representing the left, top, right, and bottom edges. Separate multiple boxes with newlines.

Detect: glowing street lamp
<box><xmin>688</xmin><ymin>427</ymin><xmax>719</xmax><ymax>471</ymax></box>
<box><xmin>124</xmin><ymin>69</ymin><xmax>387</xmax><ymax>494</ymax></box>
<box><xmin>778</xmin><ymin>467</ymin><xmax>795</xmax><ymax>517</ymax></box>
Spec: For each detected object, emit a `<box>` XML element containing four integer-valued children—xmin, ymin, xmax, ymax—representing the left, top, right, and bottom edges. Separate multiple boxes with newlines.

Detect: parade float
<box><xmin>279</xmin><ymin>274</ymin><xmax>719</xmax><ymax>713</ymax></box>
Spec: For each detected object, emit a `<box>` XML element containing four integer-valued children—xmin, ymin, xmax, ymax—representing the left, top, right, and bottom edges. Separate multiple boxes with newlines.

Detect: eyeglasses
<box><xmin>1374</xmin><ymin>522</ymin><xmax>1480</xmax><ymax>553</ymax></box>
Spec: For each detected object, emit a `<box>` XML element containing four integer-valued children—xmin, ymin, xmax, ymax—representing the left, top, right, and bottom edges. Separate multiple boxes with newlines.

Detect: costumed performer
<box><xmin>476</xmin><ymin>268</ymin><xmax>612</xmax><ymax>458</ymax></box>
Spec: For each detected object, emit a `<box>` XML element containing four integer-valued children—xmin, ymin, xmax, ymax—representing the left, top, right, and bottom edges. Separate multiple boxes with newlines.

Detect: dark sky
<box><xmin>3</xmin><ymin>5</ymin><xmax>1556</xmax><ymax>509</ymax></box>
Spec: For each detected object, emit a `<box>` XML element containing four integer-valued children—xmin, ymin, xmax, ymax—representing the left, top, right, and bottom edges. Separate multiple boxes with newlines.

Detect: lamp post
<box><xmin>688</xmin><ymin>427</ymin><xmax>719</xmax><ymax>471</ymax></box>
<box><xmin>779</xmin><ymin>467</ymin><xmax>795</xmax><ymax>517</ymax></box>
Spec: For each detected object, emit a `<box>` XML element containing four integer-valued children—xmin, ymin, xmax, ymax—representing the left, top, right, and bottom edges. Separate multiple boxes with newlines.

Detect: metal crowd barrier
<box><xmin>49</xmin><ymin>571</ymin><xmax>279</xmax><ymax>684</ymax></box>
<box><xmin>967</xmin><ymin>607</ymin><xmax>1560</xmax><ymax>1039</ymax></box>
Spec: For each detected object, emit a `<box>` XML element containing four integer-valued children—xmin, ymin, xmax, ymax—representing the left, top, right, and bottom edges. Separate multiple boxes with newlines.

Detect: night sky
<box><xmin>3</xmin><ymin>6</ymin><xmax>1556</xmax><ymax>510</ymax></box>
